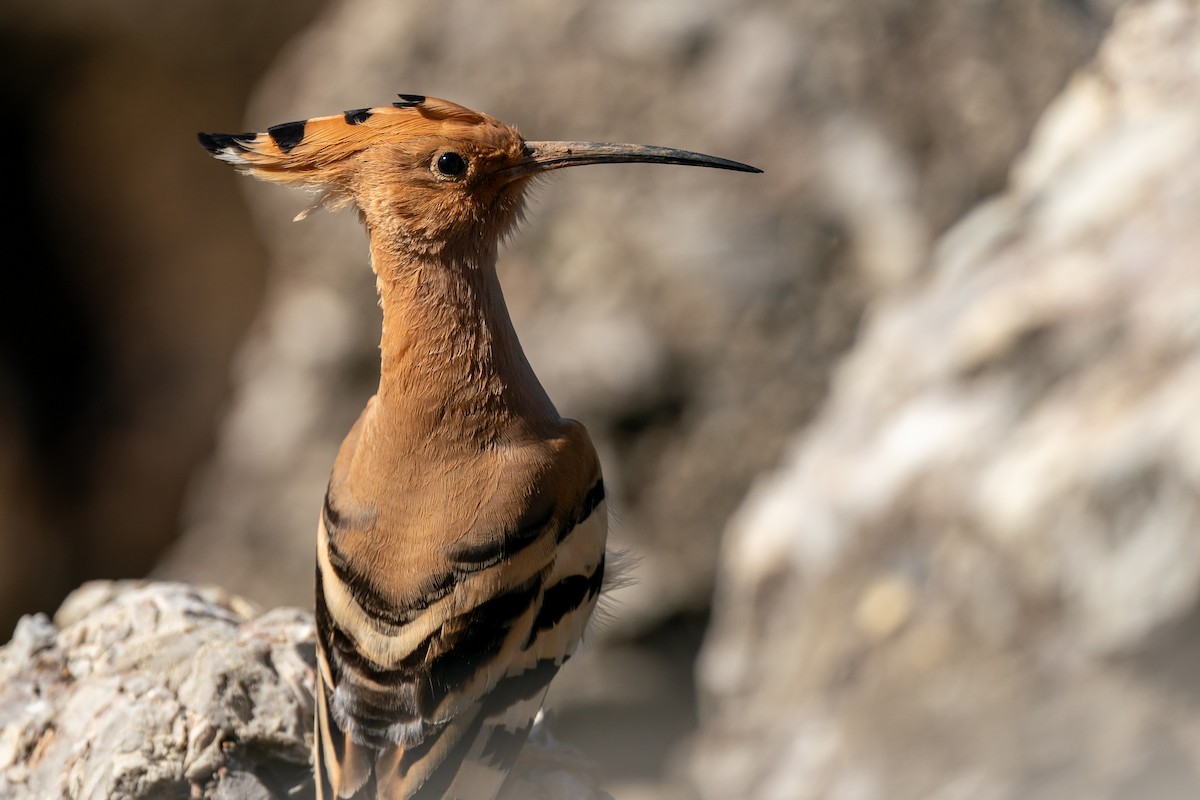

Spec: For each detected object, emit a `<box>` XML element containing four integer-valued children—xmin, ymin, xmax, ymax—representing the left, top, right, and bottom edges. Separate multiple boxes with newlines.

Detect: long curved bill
<box><xmin>503</xmin><ymin>141</ymin><xmax>762</xmax><ymax>181</ymax></box>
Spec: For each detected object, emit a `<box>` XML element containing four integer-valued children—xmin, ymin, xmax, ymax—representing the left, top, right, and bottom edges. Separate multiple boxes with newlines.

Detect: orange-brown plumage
<box><xmin>201</xmin><ymin>96</ymin><xmax>533</xmax><ymax>249</ymax></box>
<box><xmin>199</xmin><ymin>94</ymin><xmax>758</xmax><ymax>800</ymax></box>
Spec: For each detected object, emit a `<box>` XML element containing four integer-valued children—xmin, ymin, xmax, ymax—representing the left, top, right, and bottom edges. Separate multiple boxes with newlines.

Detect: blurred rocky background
<box><xmin>10</xmin><ymin>0</ymin><xmax>1200</xmax><ymax>798</ymax></box>
<box><xmin>696</xmin><ymin>2</ymin><xmax>1200</xmax><ymax>798</ymax></box>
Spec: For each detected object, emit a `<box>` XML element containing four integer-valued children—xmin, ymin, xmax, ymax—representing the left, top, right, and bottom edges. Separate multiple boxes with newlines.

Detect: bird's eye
<box><xmin>435</xmin><ymin>151</ymin><xmax>468</xmax><ymax>178</ymax></box>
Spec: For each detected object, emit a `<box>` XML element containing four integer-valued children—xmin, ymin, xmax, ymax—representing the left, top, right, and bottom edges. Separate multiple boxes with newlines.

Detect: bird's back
<box><xmin>314</xmin><ymin>400</ymin><xmax>607</xmax><ymax>799</ymax></box>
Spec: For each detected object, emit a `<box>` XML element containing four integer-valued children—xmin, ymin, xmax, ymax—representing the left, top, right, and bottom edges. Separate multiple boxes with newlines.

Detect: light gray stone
<box><xmin>0</xmin><ymin>581</ymin><xmax>606</xmax><ymax>799</ymax></box>
<box><xmin>695</xmin><ymin>2</ymin><xmax>1200</xmax><ymax>798</ymax></box>
<box><xmin>0</xmin><ymin>582</ymin><xmax>314</xmax><ymax>800</ymax></box>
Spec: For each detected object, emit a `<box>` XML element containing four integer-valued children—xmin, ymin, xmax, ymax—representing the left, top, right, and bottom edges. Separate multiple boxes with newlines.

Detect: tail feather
<box><xmin>442</xmin><ymin>686</ymin><xmax>553</xmax><ymax>800</ymax></box>
<box><xmin>316</xmin><ymin>675</ymin><xmax>376</xmax><ymax>800</ymax></box>
<box><xmin>317</xmin><ymin>662</ymin><xmax>562</xmax><ymax>800</ymax></box>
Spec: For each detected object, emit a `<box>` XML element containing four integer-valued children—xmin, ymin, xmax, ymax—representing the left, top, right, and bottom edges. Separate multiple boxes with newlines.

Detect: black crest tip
<box><xmin>197</xmin><ymin>131</ymin><xmax>255</xmax><ymax>154</ymax></box>
<box><xmin>266</xmin><ymin>119</ymin><xmax>307</xmax><ymax>153</ymax></box>
<box><xmin>393</xmin><ymin>93</ymin><xmax>426</xmax><ymax>108</ymax></box>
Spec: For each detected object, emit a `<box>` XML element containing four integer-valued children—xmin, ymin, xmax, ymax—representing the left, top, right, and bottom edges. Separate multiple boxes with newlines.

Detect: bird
<box><xmin>198</xmin><ymin>94</ymin><xmax>760</xmax><ymax>800</ymax></box>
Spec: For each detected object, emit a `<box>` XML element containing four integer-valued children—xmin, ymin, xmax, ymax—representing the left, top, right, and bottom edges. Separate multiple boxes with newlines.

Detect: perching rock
<box><xmin>694</xmin><ymin>1</ymin><xmax>1200</xmax><ymax>798</ymax></box>
<box><xmin>0</xmin><ymin>582</ymin><xmax>314</xmax><ymax>800</ymax></box>
<box><xmin>0</xmin><ymin>582</ymin><xmax>607</xmax><ymax>800</ymax></box>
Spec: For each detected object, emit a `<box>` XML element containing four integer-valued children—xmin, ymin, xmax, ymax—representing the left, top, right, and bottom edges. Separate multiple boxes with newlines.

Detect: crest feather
<box><xmin>197</xmin><ymin>94</ymin><xmax>495</xmax><ymax>208</ymax></box>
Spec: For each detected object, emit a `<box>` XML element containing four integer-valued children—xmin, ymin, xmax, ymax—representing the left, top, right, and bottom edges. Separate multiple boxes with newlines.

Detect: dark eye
<box><xmin>435</xmin><ymin>151</ymin><xmax>467</xmax><ymax>177</ymax></box>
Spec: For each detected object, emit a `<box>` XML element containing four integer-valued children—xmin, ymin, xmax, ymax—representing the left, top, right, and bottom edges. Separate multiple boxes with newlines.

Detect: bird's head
<box><xmin>199</xmin><ymin>94</ymin><xmax>759</xmax><ymax>265</ymax></box>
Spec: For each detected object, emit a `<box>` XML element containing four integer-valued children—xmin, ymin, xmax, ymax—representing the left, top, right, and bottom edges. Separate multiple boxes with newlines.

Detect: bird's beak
<box><xmin>502</xmin><ymin>141</ymin><xmax>762</xmax><ymax>182</ymax></box>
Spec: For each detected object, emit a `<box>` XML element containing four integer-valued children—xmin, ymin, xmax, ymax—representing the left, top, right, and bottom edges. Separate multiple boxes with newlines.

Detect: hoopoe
<box><xmin>199</xmin><ymin>95</ymin><xmax>759</xmax><ymax>800</ymax></box>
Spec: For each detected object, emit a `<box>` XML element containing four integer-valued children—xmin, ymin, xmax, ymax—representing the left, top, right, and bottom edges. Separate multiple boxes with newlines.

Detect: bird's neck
<box><xmin>369</xmin><ymin>239</ymin><xmax>558</xmax><ymax>449</ymax></box>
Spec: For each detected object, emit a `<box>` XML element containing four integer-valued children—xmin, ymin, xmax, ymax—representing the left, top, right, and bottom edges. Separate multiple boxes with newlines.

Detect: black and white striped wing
<box><xmin>315</xmin><ymin>478</ymin><xmax>608</xmax><ymax>800</ymax></box>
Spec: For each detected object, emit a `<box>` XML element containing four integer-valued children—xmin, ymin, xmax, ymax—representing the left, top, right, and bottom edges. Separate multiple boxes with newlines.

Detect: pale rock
<box><xmin>696</xmin><ymin>3</ymin><xmax>1200</xmax><ymax>798</ymax></box>
<box><xmin>0</xmin><ymin>581</ymin><xmax>606</xmax><ymax>800</ymax></box>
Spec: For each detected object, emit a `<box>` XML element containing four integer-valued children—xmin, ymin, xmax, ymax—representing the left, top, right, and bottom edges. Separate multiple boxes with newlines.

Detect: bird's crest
<box><xmin>198</xmin><ymin>94</ymin><xmax>489</xmax><ymax>171</ymax></box>
<box><xmin>198</xmin><ymin>94</ymin><xmax>499</xmax><ymax>218</ymax></box>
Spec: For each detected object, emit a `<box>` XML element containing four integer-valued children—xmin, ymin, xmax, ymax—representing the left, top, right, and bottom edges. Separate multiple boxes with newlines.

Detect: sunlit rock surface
<box><xmin>696</xmin><ymin>3</ymin><xmax>1200</xmax><ymax>798</ymax></box>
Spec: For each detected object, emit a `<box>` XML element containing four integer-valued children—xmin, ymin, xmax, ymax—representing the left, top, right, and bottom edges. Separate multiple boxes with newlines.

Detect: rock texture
<box><xmin>0</xmin><ymin>582</ymin><xmax>314</xmax><ymax>800</ymax></box>
<box><xmin>695</xmin><ymin>1</ymin><xmax>1200</xmax><ymax>798</ymax></box>
<box><xmin>0</xmin><ymin>582</ymin><xmax>607</xmax><ymax>800</ymax></box>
